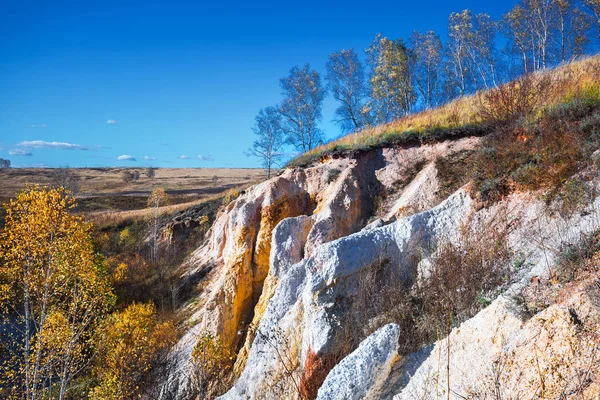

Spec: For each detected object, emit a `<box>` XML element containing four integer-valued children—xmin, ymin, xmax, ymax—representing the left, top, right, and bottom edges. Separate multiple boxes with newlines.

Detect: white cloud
<box><xmin>29</xmin><ymin>124</ymin><xmax>47</xmax><ymax>128</ymax></box>
<box><xmin>197</xmin><ymin>154</ymin><xmax>214</xmax><ymax>161</ymax></box>
<box><xmin>9</xmin><ymin>149</ymin><xmax>33</xmax><ymax>156</ymax></box>
<box><xmin>178</xmin><ymin>155</ymin><xmax>191</xmax><ymax>160</ymax></box>
<box><xmin>17</xmin><ymin>140</ymin><xmax>90</xmax><ymax>151</ymax></box>
<box><xmin>143</xmin><ymin>156</ymin><xmax>157</xmax><ymax>161</ymax></box>
<box><xmin>116</xmin><ymin>154</ymin><xmax>136</xmax><ymax>161</ymax></box>
<box><xmin>106</xmin><ymin>119</ymin><xmax>117</xmax><ymax>124</ymax></box>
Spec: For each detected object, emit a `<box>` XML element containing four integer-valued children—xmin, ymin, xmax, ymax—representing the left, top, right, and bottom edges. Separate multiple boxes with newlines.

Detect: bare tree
<box><xmin>0</xmin><ymin>158</ymin><xmax>10</xmax><ymax>168</ymax></box>
<box><xmin>472</xmin><ymin>13</ymin><xmax>501</xmax><ymax>88</ymax></box>
<box><xmin>567</xmin><ymin>6</ymin><xmax>594</xmax><ymax>57</ymax></box>
<box><xmin>279</xmin><ymin>64</ymin><xmax>326</xmax><ymax>152</ymax></box>
<box><xmin>409</xmin><ymin>30</ymin><xmax>444</xmax><ymax>109</ymax></box>
<box><xmin>366</xmin><ymin>34</ymin><xmax>415</xmax><ymax>124</ymax></box>
<box><xmin>503</xmin><ymin>0</ymin><xmax>594</xmax><ymax>73</ymax></box>
<box><xmin>326</xmin><ymin>49</ymin><xmax>370</xmax><ymax>132</ymax></box>
<box><xmin>246</xmin><ymin>106</ymin><xmax>285</xmax><ymax>179</ymax></box>
<box><xmin>148</xmin><ymin>187</ymin><xmax>169</xmax><ymax>262</ymax></box>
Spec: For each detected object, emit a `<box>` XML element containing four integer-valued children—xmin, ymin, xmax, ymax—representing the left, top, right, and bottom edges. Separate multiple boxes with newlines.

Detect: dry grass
<box><xmin>88</xmin><ymin>187</ymin><xmax>244</xmax><ymax>228</ymax></box>
<box><xmin>430</xmin><ymin>58</ymin><xmax>600</xmax><ymax>204</ymax></box>
<box><xmin>0</xmin><ymin>168</ymin><xmax>266</xmax><ymax>227</ymax></box>
<box><xmin>0</xmin><ymin>167</ymin><xmax>266</xmax><ymax>197</ymax></box>
<box><xmin>289</xmin><ymin>55</ymin><xmax>600</xmax><ymax>168</ymax></box>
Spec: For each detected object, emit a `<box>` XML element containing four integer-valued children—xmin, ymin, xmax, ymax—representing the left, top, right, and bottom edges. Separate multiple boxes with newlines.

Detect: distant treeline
<box><xmin>248</xmin><ymin>0</ymin><xmax>600</xmax><ymax>175</ymax></box>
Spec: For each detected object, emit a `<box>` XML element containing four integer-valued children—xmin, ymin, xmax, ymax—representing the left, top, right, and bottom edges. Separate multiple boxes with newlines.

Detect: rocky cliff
<box><xmin>164</xmin><ymin>115</ymin><xmax>600</xmax><ymax>400</ymax></box>
<box><xmin>150</xmin><ymin>56</ymin><xmax>600</xmax><ymax>400</ymax></box>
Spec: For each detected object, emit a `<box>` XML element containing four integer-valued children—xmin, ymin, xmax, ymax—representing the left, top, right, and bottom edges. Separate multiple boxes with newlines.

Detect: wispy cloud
<box><xmin>29</xmin><ymin>124</ymin><xmax>47</xmax><ymax>128</ymax></box>
<box><xmin>117</xmin><ymin>155</ymin><xmax>136</xmax><ymax>161</ymax></box>
<box><xmin>9</xmin><ymin>149</ymin><xmax>33</xmax><ymax>156</ymax></box>
<box><xmin>17</xmin><ymin>140</ymin><xmax>91</xmax><ymax>151</ymax></box>
<box><xmin>143</xmin><ymin>156</ymin><xmax>157</xmax><ymax>161</ymax></box>
<box><xmin>197</xmin><ymin>154</ymin><xmax>214</xmax><ymax>161</ymax></box>
<box><xmin>178</xmin><ymin>155</ymin><xmax>191</xmax><ymax>160</ymax></box>
<box><xmin>106</xmin><ymin>119</ymin><xmax>117</xmax><ymax>124</ymax></box>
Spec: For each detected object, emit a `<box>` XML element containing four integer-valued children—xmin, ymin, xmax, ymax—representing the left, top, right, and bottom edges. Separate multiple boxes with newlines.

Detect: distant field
<box><xmin>0</xmin><ymin>168</ymin><xmax>268</xmax><ymax>222</ymax></box>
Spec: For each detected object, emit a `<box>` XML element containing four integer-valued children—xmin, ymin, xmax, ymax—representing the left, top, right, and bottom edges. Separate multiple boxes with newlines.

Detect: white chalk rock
<box><xmin>317</xmin><ymin>323</ymin><xmax>401</xmax><ymax>400</ymax></box>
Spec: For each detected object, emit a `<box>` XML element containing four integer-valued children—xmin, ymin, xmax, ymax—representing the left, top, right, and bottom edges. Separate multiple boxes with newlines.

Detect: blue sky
<box><xmin>1</xmin><ymin>0</ymin><xmax>515</xmax><ymax>168</ymax></box>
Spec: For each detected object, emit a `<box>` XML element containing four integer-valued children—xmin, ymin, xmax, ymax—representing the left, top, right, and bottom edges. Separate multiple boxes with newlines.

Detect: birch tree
<box><xmin>326</xmin><ymin>49</ymin><xmax>370</xmax><ymax>132</ymax></box>
<box><xmin>0</xmin><ymin>186</ymin><xmax>114</xmax><ymax>400</ymax></box>
<box><xmin>366</xmin><ymin>34</ymin><xmax>415</xmax><ymax>124</ymax></box>
<box><xmin>446</xmin><ymin>10</ymin><xmax>500</xmax><ymax>95</ymax></box>
<box><xmin>247</xmin><ymin>106</ymin><xmax>285</xmax><ymax>178</ymax></box>
<box><xmin>279</xmin><ymin>64</ymin><xmax>326</xmax><ymax>152</ymax></box>
<box><xmin>409</xmin><ymin>30</ymin><xmax>443</xmax><ymax>109</ymax></box>
<box><xmin>528</xmin><ymin>0</ymin><xmax>555</xmax><ymax>69</ymax></box>
<box><xmin>553</xmin><ymin>0</ymin><xmax>593</xmax><ymax>61</ymax></box>
<box><xmin>503</xmin><ymin>0</ymin><xmax>556</xmax><ymax>72</ymax></box>
<box><xmin>503</xmin><ymin>4</ymin><xmax>535</xmax><ymax>74</ymax></box>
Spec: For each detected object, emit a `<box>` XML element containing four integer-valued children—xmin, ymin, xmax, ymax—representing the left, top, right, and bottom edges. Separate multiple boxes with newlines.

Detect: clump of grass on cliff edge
<box><xmin>438</xmin><ymin>80</ymin><xmax>600</xmax><ymax>203</ymax></box>
<box><xmin>288</xmin><ymin>55</ymin><xmax>600</xmax><ymax>168</ymax></box>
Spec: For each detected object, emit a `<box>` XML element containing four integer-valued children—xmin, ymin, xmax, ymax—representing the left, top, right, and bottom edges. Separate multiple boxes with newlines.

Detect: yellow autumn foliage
<box><xmin>89</xmin><ymin>302</ymin><xmax>177</xmax><ymax>400</ymax></box>
<box><xmin>191</xmin><ymin>331</ymin><xmax>235</xmax><ymax>398</ymax></box>
<box><xmin>0</xmin><ymin>186</ymin><xmax>115</xmax><ymax>399</ymax></box>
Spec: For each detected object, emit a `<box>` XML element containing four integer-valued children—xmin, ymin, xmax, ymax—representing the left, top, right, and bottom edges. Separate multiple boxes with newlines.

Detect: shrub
<box><xmin>144</xmin><ymin>167</ymin><xmax>156</xmax><ymax>179</ymax></box>
<box><xmin>417</xmin><ymin>227</ymin><xmax>510</xmax><ymax>339</ymax></box>
<box><xmin>580</xmin><ymin>111</ymin><xmax>600</xmax><ymax>135</ymax></box>
<box><xmin>50</xmin><ymin>166</ymin><xmax>80</xmax><ymax>195</ymax></box>
<box><xmin>191</xmin><ymin>332</ymin><xmax>234</xmax><ymax>399</ymax></box>
<box><xmin>222</xmin><ymin>188</ymin><xmax>240</xmax><ymax>205</ymax></box>
<box><xmin>435</xmin><ymin>150</ymin><xmax>476</xmax><ymax>199</ymax></box>
<box><xmin>556</xmin><ymin>231</ymin><xmax>600</xmax><ymax>283</ymax></box>
<box><xmin>337</xmin><ymin>217</ymin><xmax>510</xmax><ymax>363</ymax></box>
<box><xmin>464</xmin><ymin>87</ymin><xmax>600</xmax><ymax>202</ymax></box>
<box><xmin>477</xmin><ymin>73</ymin><xmax>551</xmax><ymax>126</ymax></box>
<box><xmin>121</xmin><ymin>170</ymin><xmax>141</xmax><ymax>183</ymax></box>
<box><xmin>90</xmin><ymin>303</ymin><xmax>177</xmax><ymax>400</ymax></box>
<box><xmin>121</xmin><ymin>170</ymin><xmax>134</xmax><ymax>183</ymax></box>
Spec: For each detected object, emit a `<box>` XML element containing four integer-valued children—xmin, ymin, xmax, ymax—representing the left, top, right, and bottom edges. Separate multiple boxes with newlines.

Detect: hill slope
<box><xmin>160</xmin><ymin>56</ymin><xmax>600</xmax><ymax>399</ymax></box>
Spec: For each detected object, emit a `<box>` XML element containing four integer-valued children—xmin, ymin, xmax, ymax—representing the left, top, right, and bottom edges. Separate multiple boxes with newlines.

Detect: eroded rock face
<box><xmin>393</xmin><ymin>190</ymin><xmax>600</xmax><ymax>399</ymax></box>
<box><xmin>233</xmin><ymin>215</ymin><xmax>314</xmax><ymax>376</ymax></box>
<box><xmin>157</xmin><ymin>126</ymin><xmax>600</xmax><ymax>400</ymax></box>
<box><xmin>316</xmin><ymin>323</ymin><xmax>401</xmax><ymax>400</ymax></box>
<box><xmin>221</xmin><ymin>190</ymin><xmax>474</xmax><ymax>399</ymax></box>
<box><xmin>165</xmin><ymin>137</ymin><xmax>483</xmax><ymax>397</ymax></box>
